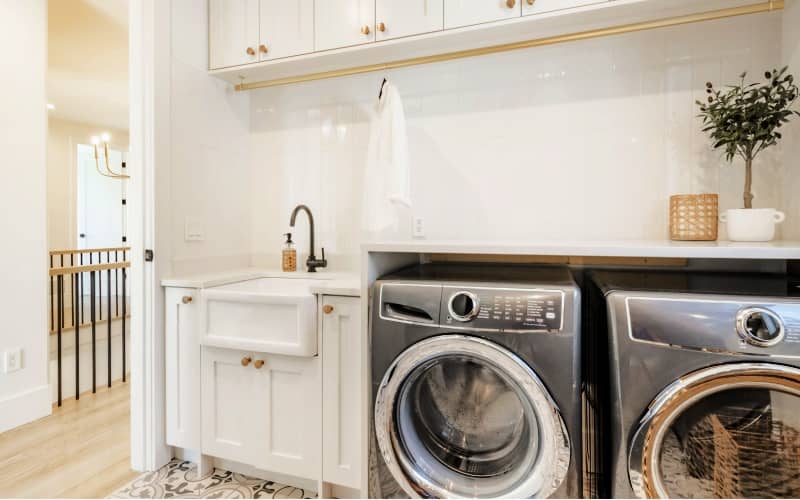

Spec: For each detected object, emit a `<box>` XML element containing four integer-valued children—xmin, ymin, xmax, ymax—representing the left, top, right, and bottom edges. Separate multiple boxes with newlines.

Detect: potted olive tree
<box><xmin>697</xmin><ymin>66</ymin><xmax>799</xmax><ymax>241</ymax></box>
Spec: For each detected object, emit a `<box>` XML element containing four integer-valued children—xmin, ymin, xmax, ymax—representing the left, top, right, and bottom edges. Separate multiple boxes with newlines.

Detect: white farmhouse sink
<box><xmin>200</xmin><ymin>277</ymin><xmax>331</xmax><ymax>356</ymax></box>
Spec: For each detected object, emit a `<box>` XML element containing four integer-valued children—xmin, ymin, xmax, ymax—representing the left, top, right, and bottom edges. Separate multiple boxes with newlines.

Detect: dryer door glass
<box><xmin>374</xmin><ymin>334</ymin><xmax>570</xmax><ymax>499</ymax></box>
<box><xmin>629</xmin><ymin>363</ymin><xmax>800</xmax><ymax>499</ymax></box>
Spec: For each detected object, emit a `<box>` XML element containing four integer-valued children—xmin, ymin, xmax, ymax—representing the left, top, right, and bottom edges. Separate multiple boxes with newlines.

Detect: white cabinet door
<box><xmin>522</xmin><ymin>0</ymin><xmax>606</xmax><ymax>16</ymax></box>
<box><xmin>315</xmin><ymin>0</ymin><xmax>376</xmax><ymax>51</ymax></box>
<box><xmin>321</xmin><ymin>296</ymin><xmax>362</xmax><ymax>489</ymax></box>
<box><xmin>256</xmin><ymin>353</ymin><xmax>321</xmax><ymax>479</ymax></box>
<box><xmin>375</xmin><ymin>0</ymin><xmax>444</xmax><ymax>41</ymax></box>
<box><xmin>209</xmin><ymin>0</ymin><xmax>260</xmax><ymax>69</ymax></box>
<box><xmin>444</xmin><ymin>0</ymin><xmax>521</xmax><ymax>29</ymax></box>
<box><xmin>259</xmin><ymin>0</ymin><xmax>314</xmax><ymax>61</ymax></box>
<box><xmin>202</xmin><ymin>347</ymin><xmax>264</xmax><ymax>465</ymax></box>
<box><xmin>165</xmin><ymin>287</ymin><xmax>201</xmax><ymax>451</ymax></box>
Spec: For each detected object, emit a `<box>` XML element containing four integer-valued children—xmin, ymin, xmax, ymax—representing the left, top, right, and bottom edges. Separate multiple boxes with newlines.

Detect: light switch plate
<box><xmin>184</xmin><ymin>217</ymin><xmax>205</xmax><ymax>242</ymax></box>
<box><xmin>2</xmin><ymin>348</ymin><xmax>22</xmax><ymax>373</ymax></box>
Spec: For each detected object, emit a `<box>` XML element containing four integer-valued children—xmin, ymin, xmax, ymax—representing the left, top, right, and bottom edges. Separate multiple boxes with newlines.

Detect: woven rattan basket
<box><xmin>669</xmin><ymin>194</ymin><xmax>719</xmax><ymax>241</ymax></box>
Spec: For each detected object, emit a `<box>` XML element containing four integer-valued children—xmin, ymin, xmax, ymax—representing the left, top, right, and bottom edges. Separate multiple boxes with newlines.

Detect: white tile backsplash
<box><xmin>245</xmin><ymin>11</ymin><xmax>794</xmax><ymax>270</ymax></box>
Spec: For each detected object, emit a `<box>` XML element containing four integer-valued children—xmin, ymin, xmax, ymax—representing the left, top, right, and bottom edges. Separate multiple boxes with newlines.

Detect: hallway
<box><xmin>0</xmin><ymin>382</ymin><xmax>136</xmax><ymax>498</ymax></box>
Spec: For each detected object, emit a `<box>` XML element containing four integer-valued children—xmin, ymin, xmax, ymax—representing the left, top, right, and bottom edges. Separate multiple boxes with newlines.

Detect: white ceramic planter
<box><xmin>720</xmin><ymin>208</ymin><xmax>786</xmax><ymax>242</ymax></box>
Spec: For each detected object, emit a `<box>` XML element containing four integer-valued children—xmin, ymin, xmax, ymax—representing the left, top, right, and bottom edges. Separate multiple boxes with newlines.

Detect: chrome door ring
<box><xmin>374</xmin><ymin>334</ymin><xmax>570</xmax><ymax>499</ymax></box>
<box><xmin>628</xmin><ymin>362</ymin><xmax>800</xmax><ymax>498</ymax></box>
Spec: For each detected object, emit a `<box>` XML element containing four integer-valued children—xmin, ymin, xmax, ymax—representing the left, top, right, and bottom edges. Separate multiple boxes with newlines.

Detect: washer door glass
<box><xmin>374</xmin><ymin>335</ymin><xmax>570</xmax><ymax>499</ymax></box>
<box><xmin>629</xmin><ymin>363</ymin><xmax>800</xmax><ymax>499</ymax></box>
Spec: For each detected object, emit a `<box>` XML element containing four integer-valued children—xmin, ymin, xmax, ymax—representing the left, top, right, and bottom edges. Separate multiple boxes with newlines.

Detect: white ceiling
<box><xmin>48</xmin><ymin>0</ymin><xmax>129</xmax><ymax>131</ymax></box>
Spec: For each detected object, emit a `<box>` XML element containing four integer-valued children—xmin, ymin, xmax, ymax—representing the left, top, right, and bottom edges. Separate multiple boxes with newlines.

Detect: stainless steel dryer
<box><xmin>590</xmin><ymin>270</ymin><xmax>800</xmax><ymax>499</ymax></box>
<box><xmin>369</xmin><ymin>264</ymin><xmax>581</xmax><ymax>498</ymax></box>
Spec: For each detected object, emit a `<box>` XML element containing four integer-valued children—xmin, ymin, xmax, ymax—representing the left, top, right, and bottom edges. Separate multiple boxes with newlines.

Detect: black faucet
<box><xmin>289</xmin><ymin>204</ymin><xmax>327</xmax><ymax>272</ymax></box>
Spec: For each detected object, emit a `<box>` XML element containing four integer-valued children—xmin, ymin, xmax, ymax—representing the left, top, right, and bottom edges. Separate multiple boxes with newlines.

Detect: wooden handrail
<box><xmin>49</xmin><ymin>247</ymin><xmax>130</xmax><ymax>256</ymax></box>
<box><xmin>49</xmin><ymin>261</ymin><xmax>130</xmax><ymax>276</ymax></box>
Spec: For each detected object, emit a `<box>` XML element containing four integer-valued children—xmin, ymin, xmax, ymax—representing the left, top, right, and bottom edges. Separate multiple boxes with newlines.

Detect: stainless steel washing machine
<box><xmin>369</xmin><ymin>264</ymin><xmax>581</xmax><ymax>498</ymax></box>
<box><xmin>590</xmin><ymin>270</ymin><xmax>800</xmax><ymax>499</ymax></box>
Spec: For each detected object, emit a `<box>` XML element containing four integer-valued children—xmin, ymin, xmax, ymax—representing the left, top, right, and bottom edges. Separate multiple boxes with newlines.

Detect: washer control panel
<box><xmin>443</xmin><ymin>286</ymin><xmax>564</xmax><ymax>332</ymax></box>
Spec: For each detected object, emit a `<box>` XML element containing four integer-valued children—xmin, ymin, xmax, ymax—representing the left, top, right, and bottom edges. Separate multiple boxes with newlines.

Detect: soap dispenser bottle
<box><xmin>282</xmin><ymin>233</ymin><xmax>297</xmax><ymax>272</ymax></box>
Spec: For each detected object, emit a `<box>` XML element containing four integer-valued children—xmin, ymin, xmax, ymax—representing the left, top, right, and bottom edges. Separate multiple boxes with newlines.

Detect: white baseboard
<box><xmin>0</xmin><ymin>384</ymin><xmax>51</xmax><ymax>433</ymax></box>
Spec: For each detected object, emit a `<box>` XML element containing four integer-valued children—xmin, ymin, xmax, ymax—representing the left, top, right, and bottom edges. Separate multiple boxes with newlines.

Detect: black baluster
<box><xmin>50</xmin><ymin>254</ymin><xmax>53</xmax><ymax>332</ymax></box>
<box><xmin>98</xmin><ymin>252</ymin><xmax>103</xmax><ymax>321</ymax></box>
<box><xmin>60</xmin><ymin>255</ymin><xmax>64</xmax><ymax>328</ymax></box>
<box><xmin>57</xmin><ymin>274</ymin><xmax>62</xmax><ymax>407</ymax></box>
<box><xmin>70</xmin><ymin>254</ymin><xmax>75</xmax><ymax>328</ymax></box>
<box><xmin>107</xmin><ymin>266</ymin><xmax>112</xmax><ymax>388</ymax></box>
<box><xmin>74</xmin><ymin>271</ymin><xmax>80</xmax><ymax>400</ymax></box>
<box><xmin>79</xmin><ymin>253</ymin><xmax>84</xmax><ymax>325</ymax></box>
<box><xmin>115</xmin><ymin>251</ymin><xmax>119</xmax><ymax>318</ymax></box>
<box><xmin>91</xmin><ymin>270</ymin><xmax>96</xmax><ymax>393</ymax></box>
<box><xmin>122</xmin><ymin>266</ymin><xmax>126</xmax><ymax>383</ymax></box>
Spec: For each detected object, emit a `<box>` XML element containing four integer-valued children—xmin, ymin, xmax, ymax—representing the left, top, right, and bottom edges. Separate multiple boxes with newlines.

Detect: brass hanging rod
<box><xmin>235</xmin><ymin>0</ymin><xmax>783</xmax><ymax>92</ymax></box>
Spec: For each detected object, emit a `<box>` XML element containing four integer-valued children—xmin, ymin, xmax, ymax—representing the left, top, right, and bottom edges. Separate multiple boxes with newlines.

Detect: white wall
<box><xmin>249</xmin><ymin>11</ymin><xmax>794</xmax><ymax>270</ymax></box>
<box><xmin>168</xmin><ymin>0</ymin><xmax>252</xmax><ymax>276</ymax></box>
<box><xmin>0</xmin><ymin>0</ymin><xmax>51</xmax><ymax>433</ymax></box>
<box><xmin>47</xmin><ymin>118</ymin><xmax>129</xmax><ymax>251</ymax></box>
<box><xmin>783</xmin><ymin>0</ymin><xmax>800</xmax><ymax>241</ymax></box>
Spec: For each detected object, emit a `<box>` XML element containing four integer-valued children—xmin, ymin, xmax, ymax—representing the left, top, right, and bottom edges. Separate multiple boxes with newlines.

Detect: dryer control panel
<box><xmin>443</xmin><ymin>286</ymin><xmax>564</xmax><ymax>332</ymax></box>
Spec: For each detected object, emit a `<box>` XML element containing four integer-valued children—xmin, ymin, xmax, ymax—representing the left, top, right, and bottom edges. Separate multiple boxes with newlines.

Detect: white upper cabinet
<box><xmin>444</xmin><ymin>0</ymin><xmax>521</xmax><ymax>29</ymax></box>
<box><xmin>315</xmin><ymin>0</ymin><xmax>376</xmax><ymax>51</ymax></box>
<box><xmin>375</xmin><ymin>0</ymin><xmax>444</xmax><ymax>41</ymax></box>
<box><xmin>259</xmin><ymin>0</ymin><xmax>314</xmax><ymax>61</ymax></box>
<box><xmin>208</xmin><ymin>0</ymin><xmax>260</xmax><ymax>69</ymax></box>
<box><xmin>522</xmin><ymin>0</ymin><xmax>607</xmax><ymax>16</ymax></box>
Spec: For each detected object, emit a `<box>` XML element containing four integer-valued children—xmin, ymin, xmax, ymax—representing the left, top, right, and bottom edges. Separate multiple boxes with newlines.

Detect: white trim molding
<box><xmin>0</xmin><ymin>385</ymin><xmax>51</xmax><ymax>434</ymax></box>
<box><xmin>128</xmin><ymin>0</ymin><xmax>172</xmax><ymax>472</ymax></box>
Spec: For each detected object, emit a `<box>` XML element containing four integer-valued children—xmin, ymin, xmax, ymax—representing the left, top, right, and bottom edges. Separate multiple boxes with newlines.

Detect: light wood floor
<box><xmin>0</xmin><ymin>382</ymin><xmax>138</xmax><ymax>498</ymax></box>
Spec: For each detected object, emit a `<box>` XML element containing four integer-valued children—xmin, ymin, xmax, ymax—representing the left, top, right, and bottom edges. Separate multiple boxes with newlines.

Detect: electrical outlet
<box><xmin>2</xmin><ymin>348</ymin><xmax>22</xmax><ymax>373</ymax></box>
<box><xmin>413</xmin><ymin>217</ymin><xmax>425</xmax><ymax>238</ymax></box>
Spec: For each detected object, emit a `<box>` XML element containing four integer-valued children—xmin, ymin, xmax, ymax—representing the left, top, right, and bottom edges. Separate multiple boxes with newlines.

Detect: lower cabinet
<box><xmin>165</xmin><ymin>287</ymin><xmax>201</xmax><ymax>451</ymax></box>
<box><xmin>166</xmin><ymin>286</ymin><xmax>362</xmax><ymax>493</ymax></box>
<box><xmin>201</xmin><ymin>346</ymin><xmax>321</xmax><ymax>478</ymax></box>
<box><xmin>321</xmin><ymin>296</ymin><xmax>363</xmax><ymax>490</ymax></box>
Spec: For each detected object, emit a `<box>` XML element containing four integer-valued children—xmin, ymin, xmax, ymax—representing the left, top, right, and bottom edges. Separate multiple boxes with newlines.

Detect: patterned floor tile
<box><xmin>108</xmin><ymin>459</ymin><xmax>315</xmax><ymax>499</ymax></box>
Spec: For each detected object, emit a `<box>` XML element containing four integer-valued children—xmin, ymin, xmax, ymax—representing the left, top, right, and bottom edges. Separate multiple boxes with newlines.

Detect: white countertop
<box><xmin>362</xmin><ymin>240</ymin><xmax>800</xmax><ymax>260</ymax></box>
<box><xmin>161</xmin><ymin>268</ymin><xmax>361</xmax><ymax>297</ymax></box>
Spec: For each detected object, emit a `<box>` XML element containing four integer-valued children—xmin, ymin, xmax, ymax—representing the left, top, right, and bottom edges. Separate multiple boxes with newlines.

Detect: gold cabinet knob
<box><xmin>323</xmin><ymin>304</ymin><xmax>334</xmax><ymax>314</ymax></box>
<box><xmin>241</xmin><ymin>356</ymin><xmax>252</xmax><ymax>367</ymax></box>
<box><xmin>254</xmin><ymin>359</ymin><xmax>265</xmax><ymax>369</ymax></box>
<box><xmin>246</xmin><ymin>47</ymin><xmax>256</xmax><ymax>56</ymax></box>
<box><xmin>526</xmin><ymin>0</ymin><xmax>534</xmax><ymax>4</ymax></box>
<box><xmin>181</xmin><ymin>296</ymin><xmax>192</xmax><ymax>304</ymax></box>
<box><xmin>377</xmin><ymin>22</ymin><xmax>386</xmax><ymax>32</ymax></box>
<box><xmin>259</xmin><ymin>44</ymin><xmax>268</xmax><ymax>54</ymax></box>
<box><xmin>361</xmin><ymin>25</ymin><xmax>370</xmax><ymax>35</ymax></box>
<box><xmin>506</xmin><ymin>0</ymin><xmax>516</xmax><ymax>7</ymax></box>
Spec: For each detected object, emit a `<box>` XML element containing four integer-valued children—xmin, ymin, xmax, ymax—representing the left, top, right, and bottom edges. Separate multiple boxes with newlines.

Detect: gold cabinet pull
<box><xmin>526</xmin><ymin>0</ymin><xmax>534</xmax><ymax>4</ymax></box>
<box><xmin>323</xmin><ymin>304</ymin><xmax>334</xmax><ymax>314</ymax></box>
<box><xmin>254</xmin><ymin>359</ymin><xmax>265</xmax><ymax>369</ymax></box>
<box><xmin>259</xmin><ymin>44</ymin><xmax>268</xmax><ymax>54</ymax></box>
<box><xmin>241</xmin><ymin>356</ymin><xmax>252</xmax><ymax>367</ymax></box>
<box><xmin>246</xmin><ymin>47</ymin><xmax>256</xmax><ymax>56</ymax></box>
<box><xmin>181</xmin><ymin>296</ymin><xmax>193</xmax><ymax>304</ymax></box>
<box><xmin>506</xmin><ymin>0</ymin><xmax>516</xmax><ymax>7</ymax></box>
<box><xmin>377</xmin><ymin>22</ymin><xmax>386</xmax><ymax>32</ymax></box>
<box><xmin>361</xmin><ymin>25</ymin><xmax>370</xmax><ymax>35</ymax></box>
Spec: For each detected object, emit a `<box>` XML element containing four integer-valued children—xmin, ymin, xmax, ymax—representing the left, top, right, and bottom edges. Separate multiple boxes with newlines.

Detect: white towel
<box><xmin>362</xmin><ymin>82</ymin><xmax>411</xmax><ymax>236</ymax></box>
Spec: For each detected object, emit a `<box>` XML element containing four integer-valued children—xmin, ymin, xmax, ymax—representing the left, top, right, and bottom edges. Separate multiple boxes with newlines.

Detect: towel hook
<box><xmin>378</xmin><ymin>77</ymin><xmax>387</xmax><ymax>99</ymax></box>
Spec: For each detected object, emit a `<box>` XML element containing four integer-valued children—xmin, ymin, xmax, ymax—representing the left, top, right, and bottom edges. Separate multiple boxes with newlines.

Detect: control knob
<box><xmin>736</xmin><ymin>307</ymin><xmax>784</xmax><ymax>347</ymax></box>
<box><xmin>448</xmin><ymin>291</ymin><xmax>480</xmax><ymax>322</ymax></box>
